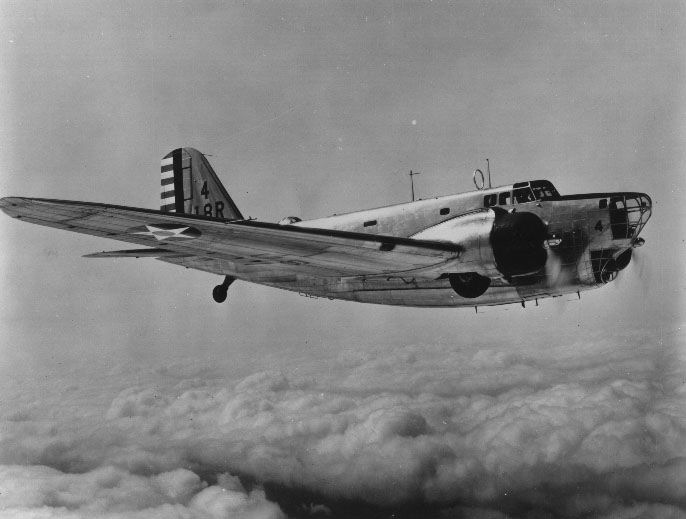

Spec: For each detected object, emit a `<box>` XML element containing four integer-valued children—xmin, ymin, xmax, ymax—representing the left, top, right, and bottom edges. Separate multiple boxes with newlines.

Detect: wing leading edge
<box><xmin>0</xmin><ymin>197</ymin><xmax>463</xmax><ymax>278</ymax></box>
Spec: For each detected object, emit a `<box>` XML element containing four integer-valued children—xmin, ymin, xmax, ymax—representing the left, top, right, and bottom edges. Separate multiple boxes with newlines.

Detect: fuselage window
<box><xmin>599</xmin><ymin>199</ymin><xmax>608</xmax><ymax>209</ymax></box>
<box><xmin>514</xmin><ymin>187</ymin><xmax>536</xmax><ymax>204</ymax></box>
<box><xmin>440</xmin><ymin>207</ymin><xmax>450</xmax><ymax>215</ymax></box>
<box><xmin>363</xmin><ymin>220</ymin><xmax>377</xmax><ymax>227</ymax></box>
<box><xmin>499</xmin><ymin>191</ymin><xmax>511</xmax><ymax>205</ymax></box>
<box><xmin>483</xmin><ymin>194</ymin><xmax>497</xmax><ymax>207</ymax></box>
<box><xmin>609</xmin><ymin>197</ymin><xmax>628</xmax><ymax>239</ymax></box>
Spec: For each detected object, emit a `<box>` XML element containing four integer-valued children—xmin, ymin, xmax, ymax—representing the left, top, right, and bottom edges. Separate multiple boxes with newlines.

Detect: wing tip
<box><xmin>0</xmin><ymin>196</ymin><xmax>29</xmax><ymax>217</ymax></box>
<box><xmin>0</xmin><ymin>196</ymin><xmax>23</xmax><ymax>204</ymax></box>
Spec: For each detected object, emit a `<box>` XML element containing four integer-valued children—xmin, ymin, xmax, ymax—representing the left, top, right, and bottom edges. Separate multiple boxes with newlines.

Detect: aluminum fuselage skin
<box><xmin>246</xmin><ymin>184</ymin><xmax>651</xmax><ymax>307</ymax></box>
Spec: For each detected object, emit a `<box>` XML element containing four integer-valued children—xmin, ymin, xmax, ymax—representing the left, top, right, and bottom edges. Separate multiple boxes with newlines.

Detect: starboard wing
<box><xmin>0</xmin><ymin>197</ymin><xmax>462</xmax><ymax>278</ymax></box>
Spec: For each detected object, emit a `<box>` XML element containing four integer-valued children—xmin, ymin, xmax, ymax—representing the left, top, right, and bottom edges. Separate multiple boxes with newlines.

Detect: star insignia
<box><xmin>133</xmin><ymin>225</ymin><xmax>196</xmax><ymax>241</ymax></box>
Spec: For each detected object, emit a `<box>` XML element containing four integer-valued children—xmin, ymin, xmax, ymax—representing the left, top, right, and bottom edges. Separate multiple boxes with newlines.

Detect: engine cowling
<box><xmin>489</xmin><ymin>207</ymin><xmax>548</xmax><ymax>278</ymax></box>
<box><xmin>411</xmin><ymin>207</ymin><xmax>547</xmax><ymax>282</ymax></box>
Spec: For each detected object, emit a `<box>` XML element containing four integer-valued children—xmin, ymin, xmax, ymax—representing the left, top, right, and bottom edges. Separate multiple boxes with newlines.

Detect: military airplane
<box><xmin>0</xmin><ymin>148</ymin><xmax>652</xmax><ymax>308</ymax></box>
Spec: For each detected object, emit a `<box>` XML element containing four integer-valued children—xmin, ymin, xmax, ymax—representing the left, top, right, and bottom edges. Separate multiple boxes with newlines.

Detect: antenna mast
<box><xmin>409</xmin><ymin>170</ymin><xmax>421</xmax><ymax>201</ymax></box>
<box><xmin>486</xmin><ymin>158</ymin><xmax>492</xmax><ymax>188</ymax></box>
<box><xmin>473</xmin><ymin>159</ymin><xmax>493</xmax><ymax>190</ymax></box>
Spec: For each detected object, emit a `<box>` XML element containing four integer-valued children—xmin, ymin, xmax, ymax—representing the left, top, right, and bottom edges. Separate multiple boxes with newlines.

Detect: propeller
<box><xmin>631</xmin><ymin>238</ymin><xmax>649</xmax><ymax>280</ymax></box>
<box><xmin>545</xmin><ymin>246</ymin><xmax>563</xmax><ymax>287</ymax></box>
<box><xmin>613</xmin><ymin>238</ymin><xmax>649</xmax><ymax>289</ymax></box>
<box><xmin>543</xmin><ymin>233</ymin><xmax>573</xmax><ymax>289</ymax></box>
<box><xmin>632</xmin><ymin>246</ymin><xmax>648</xmax><ymax>279</ymax></box>
<box><xmin>545</xmin><ymin>240</ymin><xmax>569</xmax><ymax>314</ymax></box>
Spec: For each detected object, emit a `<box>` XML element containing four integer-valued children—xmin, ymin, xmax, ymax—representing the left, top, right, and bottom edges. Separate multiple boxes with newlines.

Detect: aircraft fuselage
<box><xmin>1</xmin><ymin>147</ymin><xmax>652</xmax><ymax>310</ymax></box>
<box><xmin>262</xmin><ymin>181</ymin><xmax>652</xmax><ymax>307</ymax></box>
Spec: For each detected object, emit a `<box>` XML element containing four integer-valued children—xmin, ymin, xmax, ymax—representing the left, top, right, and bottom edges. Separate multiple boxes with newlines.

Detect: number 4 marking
<box><xmin>201</xmin><ymin>181</ymin><xmax>210</xmax><ymax>199</ymax></box>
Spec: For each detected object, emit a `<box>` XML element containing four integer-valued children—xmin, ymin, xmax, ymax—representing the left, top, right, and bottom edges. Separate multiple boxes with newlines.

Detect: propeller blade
<box><xmin>545</xmin><ymin>248</ymin><xmax>572</xmax><ymax>289</ymax></box>
<box><xmin>633</xmin><ymin>248</ymin><xmax>650</xmax><ymax>289</ymax></box>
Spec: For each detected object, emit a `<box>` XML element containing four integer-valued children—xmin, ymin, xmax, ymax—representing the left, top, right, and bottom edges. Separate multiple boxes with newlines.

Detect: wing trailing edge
<box><xmin>83</xmin><ymin>248</ymin><xmax>190</xmax><ymax>258</ymax></box>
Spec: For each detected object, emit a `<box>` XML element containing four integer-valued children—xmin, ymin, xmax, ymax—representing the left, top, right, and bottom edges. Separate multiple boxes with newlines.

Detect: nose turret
<box><xmin>632</xmin><ymin>193</ymin><xmax>652</xmax><ymax>240</ymax></box>
<box><xmin>606</xmin><ymin>192</ymin><xmax>652</xmax><ymax>242</ymax></box>
<box><xmin>591</xmin><ymin>192</ymin><xmax>651</xmax><ymax>284</ymax></box>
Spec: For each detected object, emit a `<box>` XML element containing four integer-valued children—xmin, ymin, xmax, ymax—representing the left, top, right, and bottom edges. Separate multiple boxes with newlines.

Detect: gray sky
<box><xmin>1</xmin><ymin>1</ymin><xmax>683</xmax><ymax>364</ymax></box>
<box><xmin>0</xmin><ymin>2</ymin><xmax>685</xmax><ymax>517</ymax></box>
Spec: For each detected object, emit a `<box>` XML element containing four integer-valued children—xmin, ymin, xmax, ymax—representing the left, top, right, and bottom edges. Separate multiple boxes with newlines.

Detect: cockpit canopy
<box><xmin>528</xmin><ymin>180</ymin><xmax>561</xmax><ymax>201</ymax></box>
<box><xmin>483</xmin><ymin>180</ymin><xmax>560</xmax><ymax>207</ymax></box>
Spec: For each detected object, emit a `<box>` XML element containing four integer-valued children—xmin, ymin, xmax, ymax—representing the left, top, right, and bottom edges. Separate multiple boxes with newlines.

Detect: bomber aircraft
<box><xmin>0</xmin><ymin>148</ymin><xmax>652</xmax><ymax>308</ymax></box>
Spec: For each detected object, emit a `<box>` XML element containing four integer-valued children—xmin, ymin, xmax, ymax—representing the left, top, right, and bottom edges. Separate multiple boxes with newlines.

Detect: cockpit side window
<box><xmin>484</xmin><ymin>194</ymin><xmax>497</xmax><ymax>207</ymax></box>
<box><xmin>514</xmin><ymin>187</ymin><xmax>536</xmax><ymax>204</ymax></box>
<box><xmin>498</xmin><ymin>191</ymin><xmax>511</xmax><ymax>205</ymax></box>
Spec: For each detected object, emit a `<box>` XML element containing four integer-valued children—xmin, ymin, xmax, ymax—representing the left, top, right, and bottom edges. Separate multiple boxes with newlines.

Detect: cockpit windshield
<box><xmin>530</xmin><ymin>180</ymin><xmax>561</xmax><ymax>201</ymax></box>
<box><xmin>482</xmin><ymin>180</ymin><xmax>561</xmax><ymax>208</ymax></box>
<box><xmin>513</xmin><ymin>187</ymin><xmax>536</xmax><ymax>203</ymax></box>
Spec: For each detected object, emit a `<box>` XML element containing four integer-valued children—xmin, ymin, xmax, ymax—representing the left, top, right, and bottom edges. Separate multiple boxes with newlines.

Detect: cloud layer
<box><xmin>0</xmin><ymin>326</ymin><xmax>685</xmax><ymax>518</ymax></box>
<box><xmin>0</xmin><ymin>466</ymin><xmax>283</xmax><ymax>519</ymax></box>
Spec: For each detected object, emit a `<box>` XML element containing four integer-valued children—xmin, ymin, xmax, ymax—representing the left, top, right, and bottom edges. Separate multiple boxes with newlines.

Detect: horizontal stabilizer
<box><xmin>83</xmin><ymin>248</ymin><xmax>190</xmax><ymax>258</ymax></box>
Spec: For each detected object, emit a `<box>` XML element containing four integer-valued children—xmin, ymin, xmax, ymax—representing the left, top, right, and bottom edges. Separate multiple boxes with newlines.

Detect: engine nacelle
<box><xmin>411</xmin><ymin>208</ymin><xmax>547</xmax><ymax>280</ymax></box>
<box><xmin>490</xmin><ymin>207</ymin><xmax>548</xmax><ymax>278</ymax></box>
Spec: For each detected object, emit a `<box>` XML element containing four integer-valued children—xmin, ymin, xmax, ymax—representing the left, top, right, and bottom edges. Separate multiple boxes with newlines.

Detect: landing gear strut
<box><xmin>212</xmin><ymin>276</ymin><xmax>236</xmax><ymax>303</ymax></box>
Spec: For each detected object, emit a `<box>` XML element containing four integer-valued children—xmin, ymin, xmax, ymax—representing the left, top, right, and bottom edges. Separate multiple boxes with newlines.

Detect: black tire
<box><xmin>448</xmin><ymin>273</ymin><xmax>491</xmax><ymax>298</ymax></box>
<box><xmin>212</xmin><ymin>285</ymin><xmax>228</xmax><ymax>303</ymax></box>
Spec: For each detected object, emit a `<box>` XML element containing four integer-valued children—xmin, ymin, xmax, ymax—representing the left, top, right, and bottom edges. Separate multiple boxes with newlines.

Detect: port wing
<box><xmin>1</xmin><ymin>197</ymin><xmax>462</xmax><ymax>278</ymax></box>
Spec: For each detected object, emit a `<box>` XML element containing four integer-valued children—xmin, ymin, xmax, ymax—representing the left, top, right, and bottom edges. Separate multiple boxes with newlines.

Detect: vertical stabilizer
<box><xmin>160</xmin><ymin>148</ymin><xmax>243</xmax><ymax>220</ymax></box>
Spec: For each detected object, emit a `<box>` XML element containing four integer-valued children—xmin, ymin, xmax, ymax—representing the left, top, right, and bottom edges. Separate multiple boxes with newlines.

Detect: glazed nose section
<box><xmin>639</xmin><ymin>193</ymin><xmax>651</xmax><ymax>219</ymax></box>
<box><xmin>607</xmin><ymin>192</ymin><xmax>652</xmax><ymax>242</ymax></box>
<box><xmin>490</xmin><ymin>209</ymin><xmax>548</xmax><ymax>278</ymax></box>
<box><xmin>633</xmin><ymin>193</ymin><xmax>651</xmax><ymax>216</ymax></box>
<box><xmin>628</xmin><ymin>192</ymin><xmax>652</xmax><ymax>240</ymax></box>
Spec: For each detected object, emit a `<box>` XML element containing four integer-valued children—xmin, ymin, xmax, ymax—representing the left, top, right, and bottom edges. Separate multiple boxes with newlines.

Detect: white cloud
<box><xmin>0</xmin><ymin>465</ymin><xmax>284</xmax><ymax>519</ymax></box>
<box><xmin>0</xmin><ymin>327</ymin><xmax>684</xmax><ymax>517</ymax></box>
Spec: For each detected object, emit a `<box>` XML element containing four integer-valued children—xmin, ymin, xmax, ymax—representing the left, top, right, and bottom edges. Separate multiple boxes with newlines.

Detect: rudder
<box><xmin>160</xmin><ymin>148</ymin><xmax>243</xmax><ymax>220</ymax></box>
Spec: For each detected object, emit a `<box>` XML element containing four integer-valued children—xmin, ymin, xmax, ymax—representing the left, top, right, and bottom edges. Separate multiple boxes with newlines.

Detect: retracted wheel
<box><xmin>448</xmin><ymin>272</ymin><xmax>491</xmax><ymax>298</ymax></box>
<box><xmin>212</xmin><ymin>275</ymin><xmax>236</xmax><ymax>303</ymax></box>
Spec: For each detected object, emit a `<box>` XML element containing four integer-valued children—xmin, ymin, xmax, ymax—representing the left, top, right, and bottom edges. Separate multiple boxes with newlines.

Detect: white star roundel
<box><xmin>129</xmin><ymin>223</ymin><xmax>201</xmax><ymax>241</ymax></box>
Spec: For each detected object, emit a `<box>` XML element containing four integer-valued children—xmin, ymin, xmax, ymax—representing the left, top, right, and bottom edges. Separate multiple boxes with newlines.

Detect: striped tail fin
<box><xmin>160</xmin><ymin>147</ymin><xmax>243</xmax><ymax>220</ymax></box>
